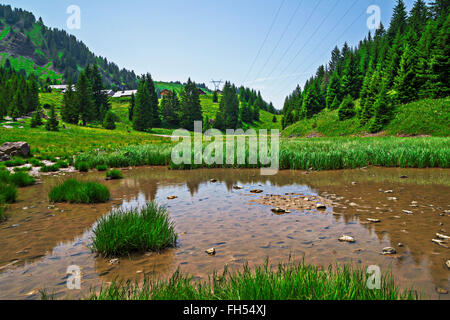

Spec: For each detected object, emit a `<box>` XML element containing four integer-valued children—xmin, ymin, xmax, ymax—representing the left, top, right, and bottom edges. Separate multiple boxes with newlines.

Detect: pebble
<box><xmin>210</xmin><ymin>179</ymin><xmax>217</xmax><ymax>183</ymax></box>
<box><xmin>167</xmin><ymin>196</ymin><xmax>178</xmax><ymax>200</ymax></box>
<box><xmin>205</xmin><ymin>248</ymin><xmax>216</xmax><ymax>256</ymax></box>
<box><xmin>338</xmin><ymin>235</ymin><xmax>355</xmax><ymax>243</ymax></box>
<box><xmin>402</xmin><ymin>210</ymin><xmax>413</xmax><ymax>215</ymax></box>
<box><xmin>232</xmin><ymin>185</ymin><xmax>243</xmax><ymax>190</ymax></box>
<box><xmin>445</xmin><ymin>260</ymin><xmax>450</xmax><ymax>270</ymax></box>
<box><xmin>316</xmin><ymin>203</ymin><xmax>326</xmax><ymax>210</ymax></box>
<box><xmin>250</xmin><ymin>189</ymin><xmax>263</xmax><ymax>194</ymax></box>
<box><xmin>382</xmin><ymin>247</ymin><xmax>397</xmax><ymax>255</ymax></box>
<box><xmin>367</xmin><ymin>218</ymin><xmax>381</xmax><ymax>223</ymax></box>
<box><xmin>108</xmin><ymin>258</ymin><xmax>120</xmax><ymax>265</ymax></box>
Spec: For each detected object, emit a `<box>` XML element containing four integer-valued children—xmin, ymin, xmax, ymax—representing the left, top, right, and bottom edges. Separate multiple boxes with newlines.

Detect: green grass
<box><xmin>0</xmin><ymin>183</ymin><xmax>17</xmax><ymax>204</ymax></box>
<box><xmin>49</xmin><ymin>179</ymin><xmax>110</xmax><ymax>204</ymax></box>
<box><xmin>91</xmin><ymin>202</ymin><xmax>177</xmax><ymax>257</ymax></box>
<box><xmin>39</xmin><ymin>164</ymin><xmax>60</xmax><ymax>172</ymax></box>
<box><xmin>282</xmin><ymin>97</ymin><xmax>450</xmax><ymax>138</ymax></box>
<box><xmin>0</xmin><ymin>168</ymin><xmax>35</xmax><ymax>187</ymax></box>
<box><xmin>8</xmin><ymin>171</ymin><xmax>35</xmax><ymax>187</ymax></box>
<box><xmin>4</xmin><ymin>158</ymin><xmax>26</xmax><ymax>167</ymax></box>
<box><xmin>75</xmin><ymin>136</ymin><xmax>450</xmax><ymax>170</ymax></box>
<box><xmin>106</xmin><ymin>169</ymin><xmax>123</xmax><ymax>180</ymax></box>
<box><xmin>75</xmin><ymin>161</ymin><xmax>89</xmax><ymax>172</ymax></box>
<box><xmin>96</xmin><ymin>164</ymin><xmax>108</xmax><ymax>171</ymax></box>
<box><xmin>89</xmin><ymin>260</ymin><xmax>417</xmax><ymax>300</ymax></box>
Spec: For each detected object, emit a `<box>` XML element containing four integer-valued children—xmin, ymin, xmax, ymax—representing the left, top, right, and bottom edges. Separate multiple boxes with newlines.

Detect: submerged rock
<box><xmin>402</xmin><ymin>210</ymin><xmax>413</xmax><ymax>215</ymax></box>
<box><xmin>338</xmin><ymin>235</ymin><xmax>355</xmax><ymax>243</ymax></box>
<box><xmin>108</xmin><ymin>258</ymin><xmax>120</xmax><ymax>265</ymax></box>
<box><xmin>367</xmin><ymin>218</ymin><xmax>381</xmax><ymax>223</ymax></box>
<box><xmin>446</xmin><ymin>260</ymin><xmax>450</xmax><ymax>270</ymax></box>
<box><xmin>382</xmin><ymin>247</ymin><xmax>397</xmax><ymax>255</ymax></box>
<box><xmin>232</xmin><ymin>185</ymin><xmax>243</xmax><ymax>190</ymax></box>
<box><xmin>271</xmin><ymin>207</ymin><xmax>290</xmax><ymax>214</ymax></box>
<box><xmin>250</xmin><ymin>189</ymin><xmax>263</xmax><ymax>194</ymax></box>
<box><xmin>167</xmin><ymin>196</ymin><xmax>178</xmax><ymax>200</ymax></box>
<box><xmin>205</xmin><ymin>248</ymin><xmax>216</xmax><ymax>256</ymax></box>
<box><xmin>316</xmin><ymin>203</ymin><xmax>326</xmax><ymax>210</ymax></box>
<box><xmin>210</xmin><ymin>179</ymin><xmax>217</xmax><ymax>183</ymax></box>
<box><xmin>436</xmin><ymin>287</ymin><xmax>448</xmax><ymax>295</ymax></box>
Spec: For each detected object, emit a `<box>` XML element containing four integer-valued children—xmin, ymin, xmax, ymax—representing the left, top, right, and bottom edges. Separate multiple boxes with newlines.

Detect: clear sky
<box><xmin>3</xmin><ymin>0</ymin><xmax>420</xmax><ymax>109</ymax></box>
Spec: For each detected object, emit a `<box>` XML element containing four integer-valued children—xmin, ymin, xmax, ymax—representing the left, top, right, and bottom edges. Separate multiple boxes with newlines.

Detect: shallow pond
<box><xmin>0</xmin><ymin>167</ymin><xmax>449</xmax><ymax>299</ymax></box>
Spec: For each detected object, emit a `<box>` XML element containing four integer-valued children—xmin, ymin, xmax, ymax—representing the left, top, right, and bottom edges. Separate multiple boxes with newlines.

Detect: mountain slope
<box><xmin>0</xmin><ymin>4</ymin><xmax>138</xmax><ymax>88</ymax></box>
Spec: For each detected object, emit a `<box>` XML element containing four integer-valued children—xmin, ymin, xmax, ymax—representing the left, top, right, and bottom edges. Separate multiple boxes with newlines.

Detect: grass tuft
<box><xmin>96</xmin><ymin>164</ymin><xmax>108</xmax><ymax>171</ymax></box>
<box><xmin>92</xmin><ymin>202</ymin><xmax>177</xmax><ymax>257</ymax></box>
<box><xmin>106</xmin><ymin>169</ymin><xmax>123</xmax><ymax>180</ymax></box>
<box><xmin>49</xmin><ymin>179</ymin><xmax>110</xmax><ymax>204</ymax></box>
<box><xmin>89</xmin><ymin>260</ymin><xmax>417</xmax><ymax>300</ymax></box>
<box><xmin>0</xmin><ymin>183</ymin><xmax>17</xmax><ymax>204</ymax></box>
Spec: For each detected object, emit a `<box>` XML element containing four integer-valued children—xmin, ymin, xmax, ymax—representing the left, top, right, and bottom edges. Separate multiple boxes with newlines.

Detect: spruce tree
<box><xmin>369</xmin><ymin>84</ymin><xmax>393</xmax><ymax>133</ymax></box>
<box><xmin>429</xmin><ymin>14</ymin><xmax>450</xmax><ymax>97</ymax></box>
<box><xmin>62</xmin><ymin>78</ymin><xmax>78</xmax><ymax>124</ymax></box>
<box><xmin>180</xmin><ymin>78</ymin><xmax>202</xmax><ymax>131</ymax></box>
<box><xmin>394</xmin><ymin>44</ymin><xmax>419</xmax><ymax>103</ymax></box>
<box><xmin>75</xmin><ymin>71</ymin><xmax>94</xmax><ymax>126</ymax></box>
<box><xmin>161</xmin><ymin>90</ymin><xmax>180</xmax><ymax>127</ymax></box>
<box><xmin>30</xmin><ymin>105</ymin><xmax>43</xmax><ymax>128</ymax></box>
<box><xmin>212</xmin><ymin>90</ymin><xmax>218</xmax><ymax>103</ymax></box>
<box><xmin>103</xmin><ymin>110</ymin><xmax>116</xmax><ymax>130</ymax></box>
<box><xmin>145</xmin><ymin>74</ymin><xmax>161</xmax><ymax>128</ymax></box>
<box><xmin>326</xmin><ymin>71</ymin><xmax>341</xmax><ymax>109</ymax></box>
<box><xmin>128</xmin><ymin>92</ymin><xmax>135</xmax><ymax>122</ymax></box>
<box><xmin>338</xmin><ymin>95</ymin><xmax>356</xmax><ymax>121</ymax></box>
<box><xmin>133</xmin><ymin>80</ymin><xmax>151</xmax><ymax>132</ymax></box>
<box><xmin>45</xmin><ymin>105</ymin><xmax>59</xmax><ymax>131</ymax></box>
<box><xmin>387</xmin><ymin>0</ymin><xmax>408</xmax><ymax>42</ymax></box>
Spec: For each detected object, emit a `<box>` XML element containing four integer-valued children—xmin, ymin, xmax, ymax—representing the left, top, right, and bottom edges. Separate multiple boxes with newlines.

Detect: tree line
<box><xmin>0</xmin><ymin>66</ymin><xmax>39</xmax><ymax>120</ymax></box>
<box><xmin>282</xmin><ymin>0</ymin><xmax>449</xmax><ymax>133</ymax></box>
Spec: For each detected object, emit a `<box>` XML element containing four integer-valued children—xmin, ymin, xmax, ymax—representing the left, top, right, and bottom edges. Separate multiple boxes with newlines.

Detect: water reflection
<box><xmin>0</xmin><ymin>167</ymin><xmax>448</xmax><ymax>299</ymax></box>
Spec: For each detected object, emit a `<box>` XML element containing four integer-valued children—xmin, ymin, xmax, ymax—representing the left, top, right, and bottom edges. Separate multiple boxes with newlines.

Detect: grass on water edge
<box><xmin>89</xmin><ymin>259</ymin><xmax>418</xmax><ymax>300</ymax></box>
<box><xmin>48</xmin><ymin>179</ymin><xmax>110</xmax><ymax>204</ymax></box>
<box><xmin>74</xmin><ymin>136</ymin><xmax>450</xmax><ymax>171</ymax></box>
<box><xmin>106</xmin><ymin>169</ymin><xmax>123</xmax><ymax>180</ymax></box>
<box><xmin>91</xmin><ymin>202</ymin><xmax>177</xmax><ymax>257</ymax></box>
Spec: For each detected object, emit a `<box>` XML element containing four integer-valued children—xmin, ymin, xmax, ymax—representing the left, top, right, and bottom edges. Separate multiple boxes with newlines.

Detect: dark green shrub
<box><xmin>103</xmin><ymin>111</ymin><xmax>116</xmax><ymax>130</ymax></box>
<box><xmin>49</xmin><ymin>179</ymin><xmax>110</xmax><ymax>204</ymax></box>
<box><xmin>92</xmin><ymin>202</ymin><xmax>177</xmax><ymax>257</ymax></box>
<box><xmin>106</xmin><ymin>169</ymin><xmax>123</xmax><ymax>180</ymax></box>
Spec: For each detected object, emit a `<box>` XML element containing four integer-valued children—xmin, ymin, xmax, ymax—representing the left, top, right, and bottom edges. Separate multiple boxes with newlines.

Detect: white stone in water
<box><xmin>382</xmin><ymin>247</ymin><xmax>396</xmax><ymax>255</ymax></box>
<box><xmin>205</xmin><ymin>248</ymin><xmax>216</xmax><ymax>255</ymax></box>
<box><xmin>338</xmin><ymin>235</ymin><xmax>355</xmax><ymax>243</ymax></box>
<box><xmin>402</xmin><ymin>210</ymin><xmax>413</xmax><ymax>215</ymax></box>
<box><xmin>367</xmin><ymin>218</ymin><xmax>380</xmax><ymax>223</ymax></box>
<box><xmin>446</xmin><ymin>260</ymin><xmax>450</xmax><ymax>270</ymax></box>
<box><xmin>316</xmin><ymin>203</ymin><xmax>326</xmax><ymax>210</ymax></box>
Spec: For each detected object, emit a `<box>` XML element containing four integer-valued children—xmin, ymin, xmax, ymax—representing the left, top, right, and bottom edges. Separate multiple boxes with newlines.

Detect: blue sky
<box><xmin>3</xmin><ymin>0</ymin><xmax>420</xmax><ymax>109</ymax></box>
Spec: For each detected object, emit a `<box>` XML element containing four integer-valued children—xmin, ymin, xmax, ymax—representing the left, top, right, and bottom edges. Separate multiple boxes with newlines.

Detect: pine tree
<box><xmin>326</xmin><ymin>71</ymin><xmax>341</xmax><ymax>109</ymax></box>
<box><xmin>61</xmin><ymin>78</ymin><xmax>78</xmax><ymax>124</ymax></box>
<box><xmin>212</xmin><ymin>90</ymin><xmax>218</xmax><ymax>103</ymax></box>
<box><xmin>340</xmin><ymin>52</ymin><xmax>362</xmax><ymax>99</ymax></box>
<box><xmin>429</xmin><ymin>14</ymin><xmax>450</xmax><ymax>97</ymax></box>
<box><xmin>145</xmin><ymin>74</ymin><xmax>161</xmax><ymax>128</ymax></box>
<box><xmin>75</xmin><ymin>71</ymin><xmax>94</xmax><ymax>126</ymax></box>
<box><xmin>408</xmin><ymin>0</ymin><xmax>431</xmax><ymax>35</ymax></box>
<box><xmin>90</xmin><ymin>65</ymin><xmax>110</xmax><ymax>121</ymax></box>
<box><xmin>161</xmin><ymin>90</ymin><xmax>180</xmax><ymax>127</ymax></box>
<box><xmin>394</xmin><ymin>44</ymin><xmax>419</xmax><ymax>103</ymax></box>
<box><xmin>217</xmin><ymin>82</ymin><xmax>239</xmax><ymax>129</ymax></box>
<box><xmin>103</xmin><ymin>110</ymin><xmax>116</xmax><ymax>130</ymax></box>
<box><xmin>338</xmin><ymin>95</ymin><xmax>356</xmax><ymax>121</ymax></box>
<box><xmin>30</xmin><ymin>105</ymin><xmax>43</xmax><ymax>128</ymax></box>
<box><xmin>45</xmin><ymin>105</ymin><xmax>59</xmax><ymax>131</ymax></box>
<box><xmin>133</xmin><ymin>80</ymin><xmax>151</xmax><ymax>132</ymax></box>
<box><xmin>369</xmin><ymin>84</ymin><xmax>393</xmax><ymax>133</ymax></box>
<box><xmin>128</xmin><ymin>92</ymin><xmax>135</xmax><ymax>122</ymax></box>
<box><xmin>388</xmin><ymin>0</ymin><xmax>408</xmax><ymax>43</ymax></box>
<box><xmin>180</xmin><ymin>78</ymin><xmax>202</xmax><ymax>131</ymax></box>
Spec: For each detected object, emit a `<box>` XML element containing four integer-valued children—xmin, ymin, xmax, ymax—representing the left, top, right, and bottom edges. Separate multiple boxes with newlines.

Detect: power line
<box><xmin>273</xmin><ymin>0</ymin><xmax>368</xmax><ymax>99</ymax></box>
<box><xmin>263</xmin><ymin>0</ymin><xmax>323</xmax><ymax>82</ymax></box>
<box><xmin>242</xmin><ymin>0</ymin><xmax>286</xmax><ymax>84</ymax></box>
<box><xmin>272</xmin><ymin>0</ymin><xmax>341</xmax><ymax>86</ymax></box>
<box><xmin>251</xmin><ymin>0</ymin><xmax>304</xmax><ymax>84</ymax></box>
<box><xmin>270</xmin><ymin>0</ymin><xmax>360</xmax><ymax>95</ymax></box>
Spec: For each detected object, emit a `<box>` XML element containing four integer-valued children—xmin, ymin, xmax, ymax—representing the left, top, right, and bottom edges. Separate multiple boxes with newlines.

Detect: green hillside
<box><xmin>282</xmin><ymin>97</ymin><xmax>450</xmax><ymax>138</ymax></box>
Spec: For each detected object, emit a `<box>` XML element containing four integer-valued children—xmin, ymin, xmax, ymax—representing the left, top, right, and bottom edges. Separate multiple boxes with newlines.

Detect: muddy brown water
<box><xmin>0</xmin><ymin>167</ymin><xmax>448</xmax><ymax>300</ymax></box>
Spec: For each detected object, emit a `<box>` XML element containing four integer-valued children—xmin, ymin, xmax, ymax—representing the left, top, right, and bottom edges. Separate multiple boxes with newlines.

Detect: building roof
<box><xmin>112</xmin><ymin>90</ymin><xmax>138</xmax><ymax>98</ymax></box>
